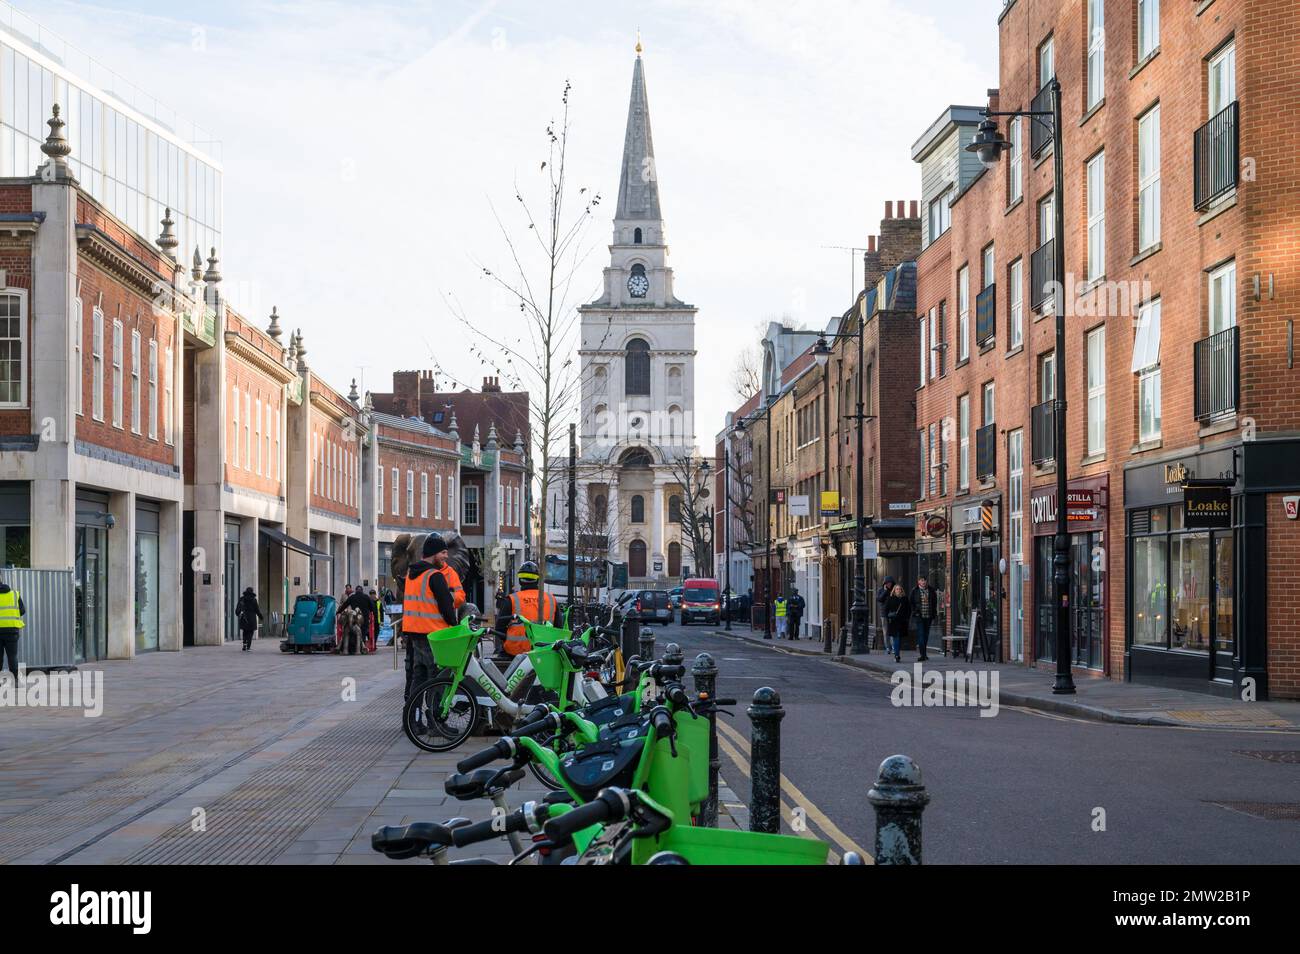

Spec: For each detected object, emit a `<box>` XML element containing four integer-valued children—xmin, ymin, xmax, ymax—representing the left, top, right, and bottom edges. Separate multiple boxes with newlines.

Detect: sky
<box><xmin>19</xmin><ymin>0</ymin><xmax>999</xmax><ymax>450</ymax></box>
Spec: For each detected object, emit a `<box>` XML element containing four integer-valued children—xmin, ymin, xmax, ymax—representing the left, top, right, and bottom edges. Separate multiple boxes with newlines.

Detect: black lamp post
<box><xmin>966</xmin><ymin>79</ymin><xmax>1075</xmax><ymax>694</ymax></box>
<box><xmin>814</xmin><ymin>314</ymin><xmax>876</xmax><ymax>655</ymax></box>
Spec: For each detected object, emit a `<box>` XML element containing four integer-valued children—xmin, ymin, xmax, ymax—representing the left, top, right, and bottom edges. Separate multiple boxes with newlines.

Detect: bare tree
<box><xmin>445</xmin><ymin>81</ymin><xmax>602</xmax><ymax>597</ymax></box>
<box><xmin>664</xmin><ymin>453</ymin><xmax>715</xmax><ymax>579</ymax></box>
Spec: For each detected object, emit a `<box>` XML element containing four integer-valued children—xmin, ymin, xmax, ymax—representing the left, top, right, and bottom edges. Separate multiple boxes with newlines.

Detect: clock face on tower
<box><xmin>627</xmin><ymin>264</ymin><xmax>649</xmax><ymax>299</ymax></box>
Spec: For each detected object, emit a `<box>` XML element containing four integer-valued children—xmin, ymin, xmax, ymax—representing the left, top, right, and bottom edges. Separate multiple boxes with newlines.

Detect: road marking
<box><xmin>714</xmin><ymin>717</ymin><xmax>871</xmax><ymax>863</ymax></box>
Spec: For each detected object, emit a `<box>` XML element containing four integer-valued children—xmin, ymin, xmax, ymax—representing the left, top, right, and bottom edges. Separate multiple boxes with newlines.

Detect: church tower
<box><xmin>572</xmin><ymin>42</ymin><xmax>698</xmax><ymax>584</ymax></box>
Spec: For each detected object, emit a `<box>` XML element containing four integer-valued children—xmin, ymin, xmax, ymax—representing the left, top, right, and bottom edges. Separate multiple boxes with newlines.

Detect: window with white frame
<box><xmin>928</xmin><ymin>190</ymin><xmax>951</xmax><ymax>243</ymax></box>
<box><xmin>1209</xmin><ymin>261</ymin><xmax>1236</xmax><ymax>334</ymax></box>
<box><xmin>1138</xmin><ymin>106</ymin><xmax>1161</xmax><ymax>250</ymax></box>
<box><xmin>0</xmin><ymin>292</ymin><xmax>25</xmax><ymax>407</ymax></box>
<box><xmin>463</xmin><ymin>484</ymin><xmax>479</xmax><ymax>526</ymax></box>
<box><xmin>928</xmin><ymin>308</ymin><xmax>938</xmax><ymax>380</ymax></box>
<box><xmin>406</xmin><ymin>469</ymin><xmax>414</xmax><ymax>517</ymax></box>
<box><xmin>421</xmin><ymin>472</ymin><xmax>428</xmax><ymax>518</ymax></box>
<box><xmin>244</xmin><ymin>392</ymin><xmax>251</xmax><ymax>470</ymax></box>
<box><xmin>447</xmin><ymin>476</ymin><xmax>455</xmax><ymax>525</ymax></box>
<box><xmin>957</xmin><ymin>265</ymin><xmax>970</xmax><ymax>362</ymax></box>
<box><xmin>1086</xmin><ymin>0</ymin><xmax>1105</xmax><ymax>110</ymax></box>
<box><xmin>435</xmin><ymin>474</ymin><xmax>443</xmax><ymax>519</ymax></box>
<box><xmin>254</xmin><ymin>398</ymin><xmax>262</xmax><ymax>475</ymax></box>
<box><xmin>919</xmin><ymin>428</ymin><xmax>927</xmax><ymax>501</ymax></box>
<box><xmin>148</xmin><ymin>340</ymin><xmax>157</xmax><ymax>440</ymax></box>
<box><xmin>983</xmin><ymin>246</ymin><xmax>995</xmax><ymax>289</ymax></box>
<box><xmin>1208</xmin><ymin>42</ymin><xmax>1235</xmax><ymax>118</ymax></box>
<box><xmin>1086</xmin><ymin>326</ymin><xmax>1106</xmax><ymax>456</ymax></box>
<box><xmin>1008</xmin><ymin>116</ymin><xmax>1022</xmax><ymax>205</ymax></box>
<box><xmin>1133</xmin><ymin>298</ymin><xmax>1162</xmax><ymax>442</ymax></box>
<box><xmin>958</xmin><ymin>394</ymin><xmax>970</xmax><ymax>490</ymax></box>
<box><xmin>74</xmin><ymin>298</ymin><xmax>83</xmax><ymax>415</ymax></box>
<box><xmin>919</xmin><ymin>316</ymin><xmax>928</xmax><ymax>386</ymax></box>
<box><xmin>264</xmin><ymin>404</ymin><xmax>271</xmax><ymax>479</ymax></box>
<box><xmin>378</xmin><ymin>465</ymin><xmax>384</xmax><ymax>515</ymax></box>
<box><xmin>939</xmin><ymin>419</ymin><xmax>949</xmax><ymax>496</ymax></box>
<box><xmin>1009</xmin><ymin>258</ymin><xmax>1024</xmax><ymax>349</ymax></box>
<box><xmin>928</xmin><ymin>423</ymin><xmax>938</xmax><ymax>496</ymax></box>
<box><xmin>1138</xmin><ymin>0</ymin><xmax>1159</xmax><ymax>61</ymax></box>
<box><xmin>92</xmin><ymin>309</ymin><xmax>104</xmax><ymax>421</ymax></box>
<box><xmin>982</xmin><ymin>382</ymin><xmax>995</xmax><ymax>428</ymax></box>
<box><xmin>130</xmin><ymin>331</ymin><xmax>141</xmax><ymax>434</ymax></box>
<box><xmin>164</xmin><ymin>347</ymin><xmax>174</xmax><ymax>445</ymax></box>
<box><xmin>391</xmin><ymin>467</ymin><xmax>399</xmax><ymax>514</ymax></box>
<box><xmin>112</xmin><ymin>321</ymin><xmax>123</xmax><ymax>427</ymax></box>
<box><xmin>1039</xmin><ymin>36</ymin><xmax>1055</xmax><ymax>88</ymax></box>
<box><xmin>1086</xmin><ymin>152</ymin><xmax>1105</xmax><ymax>281</ymax></box>
<box><xmin>1008</xmin><ymin>430</ymin><xmax>1024</xmax><ymax>560</ymax></box>
<box><xmin>273</xmin><ymin>413</ymin><xmax>279</xmax><ymax>479</ymax></box>
<box><xmin>234</xmin><ymin>388</ymin><xmax>242</xmax><ymax>469</ymax></box>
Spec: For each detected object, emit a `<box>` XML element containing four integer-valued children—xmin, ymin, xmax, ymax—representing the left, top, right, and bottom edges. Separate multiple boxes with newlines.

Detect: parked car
<box><xmin>667</xmin><ymin>586</ymin><xmax>684</xmax><ymax>608</ymax></box>
<box><xmin>679</xmin><ymin>578</ymin><xmax>722</xmax><ymax>626</ymax></box>
<box><xmin>623</xmin><ymin>589</ymin><xmax>673</xmax><ymax>626</ymax></box>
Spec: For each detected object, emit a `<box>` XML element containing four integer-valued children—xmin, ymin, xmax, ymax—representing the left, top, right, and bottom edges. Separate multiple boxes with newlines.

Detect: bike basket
<box><xmin>427</xmin><ymin>622</ymin><xmax>476</xmax><ymax>668</ymax></box>
<box><xmin>557</xmin><ymin>738</ymin><xmax>643</xmax><ymax>800</ymax></box>
<box><xmin>634</xmin><ymin>825</ymin><xmax>830</xmax><ymax>866</ymax></box>
<box><xmin>526</xmin><ymin>622</ymin><xmax>568</xmax><ymax>648</ymax></box>
<box><xmin>528</xmin><ymin>643</ymin><xmax>573</xmax><ymax>690</ymax></box>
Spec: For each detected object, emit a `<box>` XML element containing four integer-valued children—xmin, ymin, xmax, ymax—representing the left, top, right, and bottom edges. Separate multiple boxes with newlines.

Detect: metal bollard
<box><xmin>836</xmin><ymin>623</ymin><xmax>849</xmax><ymax>658</ymax></box>
<box><xmin>639</xmin><ymin>628</ymin><xmax>657</xmax><ymax>662</ymax></box>
<box><xmin>747</xmin><ymin>687</ymin><xmax>784</xmax><ymax>834</ymax></box>
<box><xmin>663</xmin><ymin>642</ymin><xmax>684</xmax><ymax>667</ymax></box>
<box><xmin>867</xmin><ymin>755</ymin><xmax>930</xmax><ymax>865</ymax></box>
<box><xmin>621</xmin><ymin>616</ymin><xmax>641</xmax><ymax>665</ymax></box>
<box><xmin>692</xmin><ymin>652</ymin><xmax>720</xmax><ymax>828</ymax></box>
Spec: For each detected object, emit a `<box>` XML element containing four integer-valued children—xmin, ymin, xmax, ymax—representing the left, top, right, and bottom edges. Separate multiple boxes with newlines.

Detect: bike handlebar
<box><xmin>456</xmin><ymin>738</ymin><xmax>512</xmax><ymax>773</ymax></box>
<box><xmin>542</xmin><ymin>788</ymin><xmax>629</xmax><ymax>843</ymax></box>
<box><xmin>451</xmin><ymin>809</ymin><xmax>530</xmax><ymax>848</ymax></box>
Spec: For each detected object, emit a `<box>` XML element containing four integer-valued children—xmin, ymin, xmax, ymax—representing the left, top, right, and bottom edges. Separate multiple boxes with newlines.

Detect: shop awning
<box><xmin>259</xmin><ymin>525</ymin><xmax>333</xmax><ymax>562</ymax></box>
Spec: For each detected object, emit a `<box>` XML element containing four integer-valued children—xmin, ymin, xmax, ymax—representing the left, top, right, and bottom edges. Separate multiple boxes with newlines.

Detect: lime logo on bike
<box><xmin>475</xmin><ymin>674</ymin><xmax>503</xmax><ymax>702</ymax></box>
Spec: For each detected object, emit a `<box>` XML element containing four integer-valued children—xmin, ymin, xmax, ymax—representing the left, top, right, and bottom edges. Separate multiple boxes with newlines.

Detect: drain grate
<box><xmin>1233</xmin><ymin>750</ymin><xmax>1300</xmax><ymax>764</ymax></box>
<box><xmin>1206</xmin><ymin>800</ymin><xmax>1300</xmax><ymax>821</ymax></box>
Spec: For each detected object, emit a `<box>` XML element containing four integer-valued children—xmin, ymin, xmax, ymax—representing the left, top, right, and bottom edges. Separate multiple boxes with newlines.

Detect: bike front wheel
<box><xmin>403</xmin><ymin>675</ymin><xmax>479</xmax><ymax>752</ymax></box>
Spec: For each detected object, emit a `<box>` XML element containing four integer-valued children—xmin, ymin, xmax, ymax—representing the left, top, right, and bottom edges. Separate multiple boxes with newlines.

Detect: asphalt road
<box><xmin>651</xmin><ymin>620</ymin><xmax>1300</xmax><ymax>864</ymax></box>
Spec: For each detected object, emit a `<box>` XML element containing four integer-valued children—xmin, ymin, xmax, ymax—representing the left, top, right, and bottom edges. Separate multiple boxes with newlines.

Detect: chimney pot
<box><xmin>868</xmin><ymin>236</ymin><xmax>877</xmax><ymax>253</ymax></box>
<box><xmin>910</xmin><ymin>200</ymin><xmax>919</xmax><ymax>218</ymax></box>
<box><xmin>885</xmin><ymin>201</ymin><xmax>893</xmax><ymax>219</ymax></box>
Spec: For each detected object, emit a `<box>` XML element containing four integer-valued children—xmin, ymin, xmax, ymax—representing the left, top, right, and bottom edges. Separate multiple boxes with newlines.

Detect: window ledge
<box><xmin>1079</xmin><ymin>452</ymin><xmax>1106</xmax><ymax>467</ymax></box>
<box><xmin>1005</xmin><ymin>344</ymin><xmax>1024</xmax><ymax>360</ymax></box>
<box><xmin>1130</xmin><ymin>438</ymin><xmax>1163</xmax><ymax>454</ymax></box>
<box><xmin>1199</xmin><ymin>414</ymin><xmax>1238</xmax><ymax>438</ymax></box>
<box><xmin>978</xmin><ymin>340</ymin><xmax>997</xmax><ymax>355</ymax></box>
<box><xmin>1196</xmin><ymin>0</ymin><xmax>1216</xmax><ymax>16</ymax></box>
<box><xmin>1197</xmin><ymin>191</ymin><xmax>1237</xmax><ymax>226</ymax></box>
<box><xmin>1033</xmin><ymin>144</ymin><xmax>1053</xmax><ymax>170</ymax></box>
<box><xmin>1129</xmin><ymin>48</ymin><xmax>1161</xmax><ymax>81</ymax></box>
<box><xmin>1077</xmin><ymin>276</ymin><xmax>1107</xmax><ymax>296</ymax></box>
<box><xmin>955</xmin><ymin>357</ymin><xmax>971</xmax><ymax>370</ymax></box>
<box><xmin>1129</xmin><ymin>243</ymin><xmax>1163</xmax><ymax>268</ymax></box>
<box><xmin>1033</xmin><ymin>463</ymin><xmax>1056</xmax><ymax>477</ymax></box>
<box><xmin>1079</xmin><ymin>98</ymin><xmax>1105</xmax><ymax>128</ymax></box>
<box><xmin>1004</xmin><ymin>196</ymin><xmax>1024</xmax><ymax>217</ymax></box>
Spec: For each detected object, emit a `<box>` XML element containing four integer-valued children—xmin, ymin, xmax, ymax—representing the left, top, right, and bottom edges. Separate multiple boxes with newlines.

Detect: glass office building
<box><xmin>0</xmin><ymin>1</ymin><xmax>220</xmax><ymax>259</ymax></box>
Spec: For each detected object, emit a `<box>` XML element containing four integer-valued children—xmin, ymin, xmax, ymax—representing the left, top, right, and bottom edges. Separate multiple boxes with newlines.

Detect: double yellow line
<box><xmin>713</xmin><ymin>716</ymin><xmax>872</xmax><ymax>864</ymax></box>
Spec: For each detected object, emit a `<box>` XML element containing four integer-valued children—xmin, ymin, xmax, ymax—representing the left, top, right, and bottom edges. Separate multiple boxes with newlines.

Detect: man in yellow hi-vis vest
<box><xmin>0</xmin><ymin>575</ymin><xmax>26</xmax><ymax>681</ymax></box>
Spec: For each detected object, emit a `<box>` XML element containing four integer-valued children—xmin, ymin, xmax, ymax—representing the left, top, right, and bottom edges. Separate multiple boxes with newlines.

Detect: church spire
<box><xmin>615</xmin><ymin>48</ymin><xmax>661</xmax><ymax>224</ymax></box>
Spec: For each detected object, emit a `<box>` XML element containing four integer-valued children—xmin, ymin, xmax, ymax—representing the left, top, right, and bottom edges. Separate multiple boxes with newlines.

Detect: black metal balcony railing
<box><xmin>1030</xmin><ymin>239</ymin><xmax>1055</xmax><ymax>311</ymax></box>
<box><xmin>1194</xmin><ymin>101</ymin><xmax>1239</xmax><ymax>211</ymax></box>
<box><xmin>1194</xmin><ymin>325</ymin><xmax>1239</xmax><ymax>421</ymax></box>
<box><xmin>975</xmin><ymin>422</ymin><xmax>997</xmax><ymax>481</ymax></box>
<box><xmin>1029</xmin><ymin>82</ymin><xmax>1053</xmax><ymax>157</ymax></box>
<box><xmin>1031</xmin><ymin>400</ymin><xmax>1055</xmax><ymax>466</ymax></box>
<box><xmin>975</xmin><ymin>283</ymin><xmax>996</xmax><ymax>348</ymax></box>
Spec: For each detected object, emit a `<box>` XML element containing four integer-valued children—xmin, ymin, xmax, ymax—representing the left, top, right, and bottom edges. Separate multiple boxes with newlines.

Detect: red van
<box><xmin>680</xmin><ymin>578</ymin><xmax>721</xmax><ymax>626</ymax></box>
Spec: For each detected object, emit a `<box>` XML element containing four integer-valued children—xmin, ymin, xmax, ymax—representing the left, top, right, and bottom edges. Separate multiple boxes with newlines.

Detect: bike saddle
<box><xmin>371</xmin><ymin>818</ymin><xmax>470</xmax><ymax>859</ymax></box>
<box><xmin>445</xmin><ymin>767</ymin><xmax>526</xmax><ymax>800</ymax></box>
<box><xmin>542</xmin><ymin>790</ymin><xmax>575</xmax><ymax>806</ymax></box>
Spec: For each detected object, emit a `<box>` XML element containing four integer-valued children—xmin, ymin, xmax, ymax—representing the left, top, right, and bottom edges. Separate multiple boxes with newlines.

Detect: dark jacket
<box><xmin>909</xmin><ymin>585</ymin><xmax>939</xmax><ymax>621</ymax></box>
<box><xmin>237</xmin><ymin>593</ymin><xmax>262</xmax><ymax>632</ymax></box>
<box><xmin>787</xmin><ymin>594</ymin><xmax>806</xmax><ymax>618</ymax></box>
<box><xmin>341</xmin><ymin>590</ymin><xmax>377</xmax><ymax>629</ymax></box>
<box><xmin>882</xmin><ymin>592</ymin><xmax>911</xmax><ymax>637</ymax></box>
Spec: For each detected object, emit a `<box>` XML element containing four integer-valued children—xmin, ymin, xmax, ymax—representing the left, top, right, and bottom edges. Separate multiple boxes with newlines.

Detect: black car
<box><xmin>620</xmin><ymin>589</ymin><xmax>673</xmax><ymax>625</ymax></box>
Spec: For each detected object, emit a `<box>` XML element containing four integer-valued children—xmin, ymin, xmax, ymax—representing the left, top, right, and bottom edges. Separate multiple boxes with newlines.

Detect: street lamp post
<box><xmin>814</xmin><ymin>308</ymin><xmax>876</xmax><ymax>656</ymax></box>
<box><xmin>967</xmin><ymin>78</ymin><xmax>1075</xmax><ymax>694</ymax></box>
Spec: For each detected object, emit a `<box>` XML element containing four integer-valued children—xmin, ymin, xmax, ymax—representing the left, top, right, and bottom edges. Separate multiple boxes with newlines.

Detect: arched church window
<box><xmin>667</xmin><ymin>365</ymin><xmax>682</xmax><ymax>396</ymax></box>
<box><xmin>668</xmin><ymin>542</ymin><xmax>682</xmax><ymax>578</ymax></box>
<box><xmin>634</xmin><ymin>227</ymin><xmax>643</xmax><ymax>244</ymax></box>
<box><xmin>629</xmin><ymin>540</ymin><xmax>647</xmax><ymax>578</ymax></box>
<box><xmin>593</xmin><ymin>494</ymin><xmax>607</xmax><ymax>529</ymax></box>
<box><xmin>626</xmin><ymin>338</ymin><xmax>651</xmax><ymax>396</ymax></box>
<box><xmin>631</xmin><ymin>495</ymin><xmax>645</xmax><ymax>524</ymax></box>
<box><xmin>669</xmin><ymin>495</ymin><xmax>682</xmax><ymax>523</ymax></box>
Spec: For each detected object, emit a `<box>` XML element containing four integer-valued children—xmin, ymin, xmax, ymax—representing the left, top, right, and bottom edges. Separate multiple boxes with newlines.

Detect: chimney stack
<box><xmin>885</xmin><ymin>201</ymin><xmax>893</xmax><ymax>219</ymax></box>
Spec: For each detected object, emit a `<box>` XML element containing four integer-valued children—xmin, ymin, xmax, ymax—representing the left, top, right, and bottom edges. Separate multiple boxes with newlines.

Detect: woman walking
<box><xmin>237</xmin><ymin>587</ymin><xmax>262</xmax><ymax>651</ymax></box>
<box><xmin>883</xmin><ymin>583</ymin><xmax>911</xmax><ymax>663</ymax></box>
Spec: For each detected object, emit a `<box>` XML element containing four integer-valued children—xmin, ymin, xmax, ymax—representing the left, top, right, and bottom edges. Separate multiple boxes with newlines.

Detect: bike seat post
<box><xmin>491</xmin><ymin>791</ymin><xmax>527</xmax><ymax>857</ymax></box>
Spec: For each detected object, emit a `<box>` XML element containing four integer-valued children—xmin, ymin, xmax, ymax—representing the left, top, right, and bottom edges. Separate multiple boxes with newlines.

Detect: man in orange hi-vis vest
<box><xmin>503</xmin><ymin>561</ymin><xmax>560</xmax><ymax>656</ymax></box>
<box><xmin>403</xmin><ymin>533</ymin><xmax>466</xmax><ymax>712</ymax></box>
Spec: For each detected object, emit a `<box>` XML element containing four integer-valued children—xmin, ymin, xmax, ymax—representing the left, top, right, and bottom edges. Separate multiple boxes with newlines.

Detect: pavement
<box><xmin>710</xmin><ymin>625</ymin><xmax>1300</xmax><ymax>732</ymax></box>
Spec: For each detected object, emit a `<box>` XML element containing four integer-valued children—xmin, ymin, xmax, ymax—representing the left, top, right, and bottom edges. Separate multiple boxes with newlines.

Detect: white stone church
<box><xmin>557</xmin><ymin>44</ymin><xmax>700</xmax><ymax>584</ymax></box>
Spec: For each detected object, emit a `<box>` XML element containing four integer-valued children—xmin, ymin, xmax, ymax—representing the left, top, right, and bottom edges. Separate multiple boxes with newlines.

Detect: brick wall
<box><xmin>1266</xmin><ymin>496</ymin><xmax>1300</xmax><ymax>699</ymax></box>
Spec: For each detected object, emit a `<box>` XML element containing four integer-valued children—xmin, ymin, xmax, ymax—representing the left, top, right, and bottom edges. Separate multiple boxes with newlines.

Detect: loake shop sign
<box><xmin>1184</xmin><ymin>484</ymin><xmax>1232</xmax><ymax>529</ymax></box>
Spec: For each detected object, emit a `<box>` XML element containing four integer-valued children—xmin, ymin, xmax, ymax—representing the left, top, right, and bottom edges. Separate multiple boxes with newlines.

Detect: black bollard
<box><xmin>747</xmin><ymin>687</ymin><xmax>784</xmax><ymax>834</ymax></box>
<box><xmin>836</xmin><ymin>623</ymin><xmax>849</xmax><ymax>658</ymax></box>
<box><xmin>639</xmin><ymin>628</ymin><xmax>656</xmax><ymax>662</ymax></box>
<box><xmin>867</xmin><ymin>755</ymin><xmax>930</xmax><ymax>865</ymax></box>
<box><xmin>621</xmin><ymin>615</ymin><xmax>641</xmax><ymax>667</ymax></box>
<box><xmin>692</xmin><ymin>652</ymin><xmax>720</xmax><ymax>828</ymax></box>
<box><xmin>663</xmin><ymin>642</ymin><xmax>684</xmax><ymax>667</ymax></box>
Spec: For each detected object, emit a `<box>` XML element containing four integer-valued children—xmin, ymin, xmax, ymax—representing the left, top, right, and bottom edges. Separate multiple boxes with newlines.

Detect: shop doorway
<box><xmin>1070</xmin><ymin>531</ymin><xmax>1105</xmax><ymax>670</ymax></box>
<box><xmin>74</xmin><ymin>526</ymin><xmax>108</xmax><ymax>662</ymax></box>
<box><xmin>224</xmin><ymin>521</ymin><xmax>241</xmax><ymax>643</ymax></box>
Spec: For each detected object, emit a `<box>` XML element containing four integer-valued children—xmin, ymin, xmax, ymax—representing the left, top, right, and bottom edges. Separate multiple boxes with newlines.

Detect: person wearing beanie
<box><xmin>401</xmin><ymin>533</ymin><xmax>467</xmax><ymax>714</ymax></box>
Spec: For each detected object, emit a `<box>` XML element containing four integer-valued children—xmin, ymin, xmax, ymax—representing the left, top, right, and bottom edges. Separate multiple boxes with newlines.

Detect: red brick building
<box><xmin>912</xmin><ymin>0</ymin><xmax>1300</xmax><ymax>699</ymax></box>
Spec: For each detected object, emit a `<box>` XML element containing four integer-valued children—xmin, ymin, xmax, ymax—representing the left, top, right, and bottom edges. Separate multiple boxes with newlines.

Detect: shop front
<box><xmin>914</xmin><ymin>507</ymin><xmax>950</xmax><ymax>649</ymax></box>
<box><xmin>134</xmin><ymin>501</ymin><xmax>161</xmax><ymax>653</ymax></box>
<box><xmin>1030</xmin><ymin>476</ymin><xmax>1109</xmax><ymax>672</ymax></box>
<box><xmin>75</xmin><ymin>489</ymin><xmax>110</xmax><ymax>663</ymax></box>
<box><xmin>1124</xmin><ymin>446</ymin><xmax>1260</xmax><ymax>697</ymax></box>
<box><xmin>950</xmin><ymin>496</ymin><xmax>1001</xmax><ymax>659</ymax></box>
<box><xmin>790</xmin><ymin>531</ymin><xmax>822</xmax><ymax>641</ymax></box>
